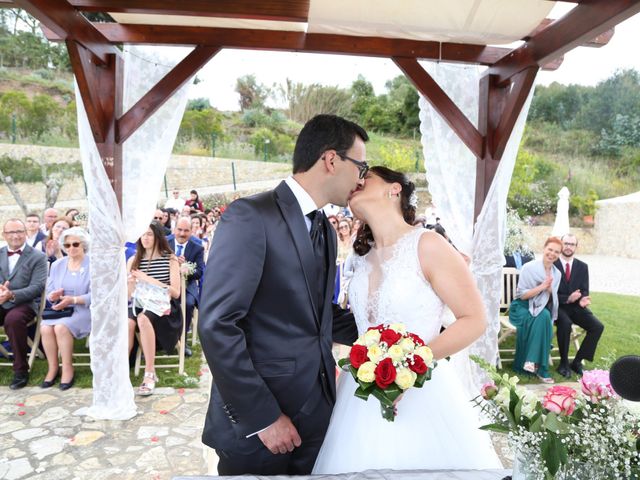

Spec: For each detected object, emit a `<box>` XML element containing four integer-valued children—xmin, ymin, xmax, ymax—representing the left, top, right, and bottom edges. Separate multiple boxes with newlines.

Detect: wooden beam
<box><xmin>491</xmin><ymin>67</ymin><xmax>538</xmax><ymax>160</ymax></box>
<box><xmin>43</xmin><ymin>23</ymin><xmax>515</xmax><ymax>66</ymax></box>
<box><xmin>491</xmin><ymin>0</ymin><xmax>640</xmax><ymax>84</ymax></box>
<box><xmin>67</xmin><ymin>0</ymin><xmax>310</xmax><ymax>22</ymax></box>
<box><xmin>13</xmin><ymin>0</ymin><xmax>119</xmax><ymax>64</ymax></box>
<box><xmin>393</xmin><ymin>56</ymin><xmax>484</xmax><ymax>159</ymax></box>
<box><xmin>117</xmin><ymin>45</ymin><xmax>220</xmax><ymax>143</ymax></box>
<box><xmin>524</xmin><ymin>18</ymin><xmax>614</xmax><ymax>47</ymax></box>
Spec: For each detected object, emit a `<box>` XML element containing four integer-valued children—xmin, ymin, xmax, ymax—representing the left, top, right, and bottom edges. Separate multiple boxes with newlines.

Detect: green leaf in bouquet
<box><xmin>529</xmin><ymin>411</ymin><xmax>544</xmax><ymax>433</ymax></box>
<box><xmin>371</xmin><ymin>388</ymin><xmax>395</xmax><ymax>407</ymax></box>
<box><xmin>348</xmin><ymin>365</ymin><xmax>359</xmax><ymax>380</ymax></box>
<box><xmin>384</xmin><ymin>385</ymin><xmax>403</xmax><ymax>403</ymax></box>
<box><xmin>543</xmin><ymin>411</ymin><xmax>571</xmax><ymax>435</ymax></box>
<box><xmin>355</xmin><ymin>386</ymin><xmax>372</xmax><ymax>401</ymax></box>
<box><xmin>357</xmin><ymin>379</ymin><xmax>374</xmax><ymax>392</ymax></box>
<box><xmin>479</xmin><ymin>423</ymin><xmax>510</xmax><ymax>433</ymax></box>
<box><xmin>509</xmin><ymin>388</ymin><xmax>520</xmax><ymax>416</ymax></box>
<box><xmin>337</xmin><ymin>358</ymin><xmax>350</xmax><ymax>369</ymax></box>
<box><xmin>414</xmin><ymin>372</ymin><xmax>427</xmax><ymax>388</ymax></box>
<box><xmin>541</xmin><ymin>431</ymin><xmax>562</xmax><ymax>475</ymax></box>
<box><xmin>513</xmin><ymin>397</ymin><xmax>523</xmax><ymax>423</ymax></box>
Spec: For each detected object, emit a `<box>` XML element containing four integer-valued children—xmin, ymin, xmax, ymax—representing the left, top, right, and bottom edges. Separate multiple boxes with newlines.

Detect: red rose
<box><xmin>349</xmin><ymin>344</ymin><xmax>369</xmax><ymax>369</ymax></box>
<box><xmin>374</xmin><ymin>358</ymin><xmax>397</xmax><ymax>389</ymax></box>
<box><xmin>409</xmin><ymin>354</ymin><xmax>428</xmax><ymax>374</ymax></box>
<box><xmin>380</xmin><ymin>328</ymin><xmax>402</xmax><ymax>346</ymax></box>
<box><xmin>367</xmin><ymin>325</ymin><xmax>384</xmax><ymax>332</ymax></box>
<box><xmin>408</xmin><ymin>333</ymin><xmax>425</xmax><ymax>346</ymax></box>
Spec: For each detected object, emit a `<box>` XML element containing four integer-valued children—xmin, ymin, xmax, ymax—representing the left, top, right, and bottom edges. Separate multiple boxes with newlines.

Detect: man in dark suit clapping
<box><xmin>554</xmin><ymin>233</ymin><xmax>604</xmax><ymax>378</ymax></box>
<box><xmin>0</xmin><ymin>219</ymin><xmax>48</xmax><ymax>389</ymax></box>
<box><xmin>199</xmin><ymin>115</ymin><xmax>365</xmax><ymax>475</ymax></box>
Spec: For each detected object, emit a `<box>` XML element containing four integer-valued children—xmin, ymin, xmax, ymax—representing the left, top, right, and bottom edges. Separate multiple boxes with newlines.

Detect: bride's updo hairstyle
<box><xmin>353</xmin><ymin>166</ymin><xmax>416</xmax><ymax>256</ymax></box>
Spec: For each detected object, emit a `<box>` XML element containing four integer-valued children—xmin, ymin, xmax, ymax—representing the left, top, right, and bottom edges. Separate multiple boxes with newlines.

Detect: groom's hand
<box><xmin>258</xmin><ymin>414</ymin><xmax>302</xmax><ymax>454</ymax></box>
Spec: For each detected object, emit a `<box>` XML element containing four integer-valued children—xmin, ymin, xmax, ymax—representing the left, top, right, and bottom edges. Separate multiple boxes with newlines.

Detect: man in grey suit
<box><xmin>0</xmin><ymin>219</ymin><xmax>48</xmax><ymax>389</ymax></box>
<box><xmin>199</xmin><ymin>115</ymin><xmax>367</xmax><ymax>475</ymax></box>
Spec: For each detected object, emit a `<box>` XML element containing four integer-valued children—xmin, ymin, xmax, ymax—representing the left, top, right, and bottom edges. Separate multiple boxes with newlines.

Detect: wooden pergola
<box><xmin>5</xmin><ymin>0</ymin><xmax>640</xmax><ymax>219</ymax></box>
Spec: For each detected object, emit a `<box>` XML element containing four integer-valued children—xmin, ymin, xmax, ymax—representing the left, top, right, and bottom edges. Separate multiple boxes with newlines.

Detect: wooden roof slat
<box><xmin>67</xmin><ymin>0</ymin><xmax>310</xmax><ymax>22</ymax></box>
<box><xmin>524</xmin><ymin>18</ymin><xmax>614</xmax><ymax>47</ymax></box>
<box><xmin>491</xmin><ymin>0</ymin><xmax>640</xmax><ymax>84</ymax></box>
<box><xmin>13</xmin><ymin>0</ymin><xmax>119</xmax><ymax>64</ymax></box>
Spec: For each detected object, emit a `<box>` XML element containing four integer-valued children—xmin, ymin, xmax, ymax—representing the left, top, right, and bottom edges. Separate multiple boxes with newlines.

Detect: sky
<box><xmin>187</xmin><ymin>9</ymin><xmax>640</xmax><ymax>112</ymax></box>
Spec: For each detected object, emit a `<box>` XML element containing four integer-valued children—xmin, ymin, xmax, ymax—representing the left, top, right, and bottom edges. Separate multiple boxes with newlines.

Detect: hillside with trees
<box><xmin>1</xmin><ymin>8</ymin><xmax>639</xmax><ymax>220</ymax></box>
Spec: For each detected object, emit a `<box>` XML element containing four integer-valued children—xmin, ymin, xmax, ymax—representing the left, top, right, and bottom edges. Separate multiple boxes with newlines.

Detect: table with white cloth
<box><xmin>174</xmin><ymin>468</ymin><xmax>512</xmax><ymax>480</ymax></box>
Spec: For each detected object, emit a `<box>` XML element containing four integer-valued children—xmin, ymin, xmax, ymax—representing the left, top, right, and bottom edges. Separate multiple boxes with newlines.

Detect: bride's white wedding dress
<box><xmin>313</xmin><ymin>228</ymin><xmax>502</xmax><ymax>473</ymax></box>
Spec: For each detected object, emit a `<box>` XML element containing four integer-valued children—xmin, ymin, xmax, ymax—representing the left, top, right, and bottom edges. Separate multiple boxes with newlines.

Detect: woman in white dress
<box><xmin>313</xmin><ymin>166</ymin><xmax>502</xmax><ymax>473</ymax></box>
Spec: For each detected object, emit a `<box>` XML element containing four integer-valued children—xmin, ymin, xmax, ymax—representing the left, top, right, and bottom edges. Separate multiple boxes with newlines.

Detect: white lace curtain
<box><xmin>419</xmin><ymin>62</ymin><xmax>535</xmax><ymax>394</ymax></box>
<box><xmin>76</xmin><ymin>46</ymin><xmax>192</xmax><ymax>420</ymax></box>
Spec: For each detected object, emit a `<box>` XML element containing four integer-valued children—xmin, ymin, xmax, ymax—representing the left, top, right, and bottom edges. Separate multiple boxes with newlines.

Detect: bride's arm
<box><xmin>418</xmin><ymin>232</ymin><xmax>486</xmax><ymax>360</ymax></box>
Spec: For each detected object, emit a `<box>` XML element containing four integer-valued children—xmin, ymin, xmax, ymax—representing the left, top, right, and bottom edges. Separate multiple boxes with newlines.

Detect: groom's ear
<box><xmin>322</xmin><ymin>150</ymin><xmax>338</xmax><ymax>175</ymax></box>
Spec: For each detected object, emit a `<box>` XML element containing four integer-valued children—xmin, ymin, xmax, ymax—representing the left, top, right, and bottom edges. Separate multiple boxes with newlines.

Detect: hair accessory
<box><xmin>409</xmin><ymin>192</ymin><xmax>418</xmax><ymax>208</ymax></box>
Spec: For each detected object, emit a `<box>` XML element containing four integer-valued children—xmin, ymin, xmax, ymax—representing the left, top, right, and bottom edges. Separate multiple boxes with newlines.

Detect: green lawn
<box><xmin>0</xmin><ymin>337</ymin><xmax>204</xmax><ymax>389</ymax></box>
<box><xmin>498</xmin><ymin>291</ymin><xmax>640</xmax><ymax>384</ymax></box>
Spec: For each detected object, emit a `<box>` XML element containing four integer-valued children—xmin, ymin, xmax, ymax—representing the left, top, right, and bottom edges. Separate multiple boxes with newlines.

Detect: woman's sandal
<box><xmin>537</xmin><ymin>374</ymin><xmax>555</xmax><ymax>384</ymax></box>
<box><xmin>523</xmin><ymin>361</ymin><xmax>536</xmax><ymax>373</ymax></box>
<box><xmin>137</xmin><ymin>371</ymin><xmax>158</xmax><ymax>396</ymax></box>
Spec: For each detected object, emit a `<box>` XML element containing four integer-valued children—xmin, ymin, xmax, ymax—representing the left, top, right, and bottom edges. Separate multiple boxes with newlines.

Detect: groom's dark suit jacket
<box><xmin>554</xmin><ymin>258</ymin><xmax>589</xmax><ymax>304</ymax></box>
<box><xmin>198</xmin><ymin>181</ymin><xmax>357</xmax><ymax>455</ymax></box>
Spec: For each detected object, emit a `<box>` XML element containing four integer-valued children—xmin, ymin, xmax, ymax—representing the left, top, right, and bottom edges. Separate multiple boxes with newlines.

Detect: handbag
<box><xmin>42</xmin><ymin>299</ymin><xmax>74</xmax><ymax>320</ymax></box>
<box><xmin>132</xmin><ymin>280</ymin><xmax>171</xmax><ymax>317</ymax></box>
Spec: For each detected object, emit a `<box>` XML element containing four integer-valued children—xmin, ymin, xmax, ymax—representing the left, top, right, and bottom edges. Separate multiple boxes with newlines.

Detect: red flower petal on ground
<box><xmin>178</xmin><ymin>388</ymin><xmax>185</xmax><ymax>395</ymax></box>
<box><xmin>17</xmin><ymin>411</ymin><xmax>26</xmax><ymax>416</ymax></box>
<box><xmin>16</xmin><ymin>402</ymin><xmax>25</xmax><ymax>407</ymax></box>
<box><xmin>150</xmin><ymin>436</ymin><xmax>159</xmax><ymax>443</ymax></box>
<box><xmin>159</xmin><ymin>410</ymin><xmax>168</xmax><ymax>415</ymax></box>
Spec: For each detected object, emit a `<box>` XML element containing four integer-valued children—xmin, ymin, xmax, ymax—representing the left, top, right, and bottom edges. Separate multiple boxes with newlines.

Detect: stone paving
<box><xmin>0</xmin><ymin>369</ymin><xmax>215</xmax><ymax>480</ymax></box>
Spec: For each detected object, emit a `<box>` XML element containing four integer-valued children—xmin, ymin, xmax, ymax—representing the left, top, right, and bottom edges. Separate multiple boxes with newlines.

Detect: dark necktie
<box><xmin>307</xmin><ymin>210</ymin><xmax>327</xmax><ymax>307</ymax></box>
<box><xmin>176</xmin><ymin>244</ymin><xmax>184</xmax><ymax>257</ymax></box>
<box><xmin>8</xmin><ymin>250</ymin><xmax>22</xmax><ymax>256</ymax></box>
<box><xmin>565</xmin><ymin>262</ymin><xmax>571</xmax><ymax>282</ymax></box>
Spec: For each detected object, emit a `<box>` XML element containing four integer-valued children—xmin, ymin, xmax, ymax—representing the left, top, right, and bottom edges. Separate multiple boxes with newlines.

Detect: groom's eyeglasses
<box><xmin>337</xmin><ymin>152</ymin><xmax>369</xmax><ymax>179</ymax></box>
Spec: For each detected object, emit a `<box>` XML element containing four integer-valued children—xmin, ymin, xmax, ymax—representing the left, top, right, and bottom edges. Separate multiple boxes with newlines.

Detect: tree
<box><xmin>349</xmin><ymin>75</ymin><xmax>376</xmax><ymax>120</ymax></box>
<box><xmin>235</xmin><ymin>74</ymin><xmax>270</xmax><ymax>111</ymax></box>
<box><xmin>187</xmin><ymin>98</ymin><xmax>211</xmax><ymax>111</ymax></box>
<box><xmin>278</xmin><ymin>79</ymin><xmax>352</xmax><ymax>123</ymax></box>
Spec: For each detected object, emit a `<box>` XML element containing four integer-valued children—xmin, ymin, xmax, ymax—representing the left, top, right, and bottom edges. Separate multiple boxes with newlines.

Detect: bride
<box><xmin>313</xmin><ymin>166</ymin><xmax>502</xmax><ymax>473</ymax></box>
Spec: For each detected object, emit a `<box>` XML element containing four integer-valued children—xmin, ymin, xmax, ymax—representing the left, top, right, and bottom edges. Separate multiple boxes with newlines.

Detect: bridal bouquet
<box><xmin>338</xmin><ymin>323</ymin><xmax>437</xmax><ymax>422</ymax></box>
<box><xmin>472</xmin><ymin>356</ymin><xmax>640</xmax><ymax>479</ymax></box>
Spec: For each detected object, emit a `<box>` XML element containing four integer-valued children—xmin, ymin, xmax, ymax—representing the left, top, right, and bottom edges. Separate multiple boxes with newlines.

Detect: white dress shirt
<box><xmin>284</xmin><ymin>176</ymin><xmax>320</xmax><ymax>233</ymax></box>
<box><xmin>8</xmin><ymin>243</ymin><xmax>27</xmax><ymax>275</ymax></box>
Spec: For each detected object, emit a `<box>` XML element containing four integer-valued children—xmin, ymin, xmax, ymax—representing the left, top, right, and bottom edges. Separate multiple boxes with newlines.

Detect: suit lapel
<box><xmin>274</xmin><ymin>182</ymin><xmax>321</xmax><ymax>327</ymax></box>
<box><xmin>322</xmin><ymin>213</ymin><xmax>337</xmax><ymax>318</ymax></box>
<box><xmin>0</xmin><ymin>248</ymin><xmax>9</xmax><ymax>281</ymax></box>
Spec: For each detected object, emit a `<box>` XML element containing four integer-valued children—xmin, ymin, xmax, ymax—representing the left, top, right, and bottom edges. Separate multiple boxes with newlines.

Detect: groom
<box><xmin>199</xmin><ymin>115</ymin><xmax>368</xmax><ymax>475</ymax></box>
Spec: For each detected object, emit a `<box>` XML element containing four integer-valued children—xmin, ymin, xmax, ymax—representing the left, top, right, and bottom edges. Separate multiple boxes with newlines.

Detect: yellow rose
<box><xmin>357</xmin><ymin>361</ymin><xmax>376</xmax><ymax>383</ymax></box>
<box><xmin>395</xmin><ymin>367</ymin><xmax>417</xmax><ymax>390</ymax></box>
<box><xmin>388</xmin><ymin>323</ymin><xmax>407</xmax><ymax>334</ymax></box>
<box><xmin>415</xmin><ymin>346</ymin><xmax>434</xmax><ymax>365</ymax></box>
<box><xmin>387</xmin><ymin>344</ymin><xmax>405</xmax><ymax>363</ymax></box>
<box><xmin>363</xmin><ymin>329</ymin><xmax>381</xmax><ymax>346</ymax></box>
<box><xmin>367</xmin><ymin>344</ymin><xmax>384</xmax><ymax>363</ymax></box>
<box><xmin>398</xmin><ymin>337</ymin><xmax>415</xmax><ymax>353</ymax></box>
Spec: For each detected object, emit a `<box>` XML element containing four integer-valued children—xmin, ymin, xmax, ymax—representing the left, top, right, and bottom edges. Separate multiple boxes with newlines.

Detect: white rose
<box><xmin>398</xmin><ymin>337</ymin><xmax>415</xmax><ymax>353</ymax></box>
<box><xmin>388</xmin><ymin>323</ymin><xmax>407</xmax><ymax>334</ymax></box>
<box><xmin>354</xmin><ymin>336</ymin><xmax>366</xmax><ymax>346</ymax></box>
<box><xmin>363</xmin><ymin>329</ymin><xmax>381</xmax><ymax>347</ymax></box>
<box><xmin>367</xmin><ymin>344</ymin><xmax>384</xmax><ymax>363</ymax></box>
<box><xmin>357</xmin><ymin>361</ymin><xmax>376</xmax><ymax>383</ymax></box>
<box><xmin>388</xmin><ymin>344</ymin><xmax>405</xmax><ymax>363</ymax></box>
<box><xmin>414</xmin><ymin>346</ymin><xmax>434</xmax><ymax>365</ymax></box>
<box><xmin>395</xmin><ymin>367</ymin><xmax>417</xmax><ymax>390</ymax></box>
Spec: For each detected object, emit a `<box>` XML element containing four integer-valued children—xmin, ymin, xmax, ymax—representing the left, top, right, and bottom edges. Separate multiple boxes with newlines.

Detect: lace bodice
<box><xmin>348</xmin><ymin>228</ymin><xmax>446</xmax><ymax>344</ymax></box>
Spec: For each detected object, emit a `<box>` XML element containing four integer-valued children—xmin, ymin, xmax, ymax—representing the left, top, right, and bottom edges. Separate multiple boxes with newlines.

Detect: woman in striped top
<box><xmin>127</xmin><ymin>222</ymin><xmax>181</xmax><ymax>396</ymax></box>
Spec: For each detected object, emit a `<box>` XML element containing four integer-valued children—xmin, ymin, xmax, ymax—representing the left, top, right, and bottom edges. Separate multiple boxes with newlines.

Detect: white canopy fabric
<box><xmin>110</xmin><ymin>0</ymin><xmax>555</xmax><ymax>46</ymax></box>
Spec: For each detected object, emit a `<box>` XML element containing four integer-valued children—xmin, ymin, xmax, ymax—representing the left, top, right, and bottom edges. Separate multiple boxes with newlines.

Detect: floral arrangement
<box><xmin>472</xmin><ymin>356</ymin><xmax>640</xmax><ymax>479</ymax></box>
<box><xmin>338</xmin><ymin>323</ymin><xmax>436</xmax><ymax>421</ymax></box>
<box><xmin>179</xmin><ymin>261</ymin><xmax>197</xmax><ymax>278</ymax></box>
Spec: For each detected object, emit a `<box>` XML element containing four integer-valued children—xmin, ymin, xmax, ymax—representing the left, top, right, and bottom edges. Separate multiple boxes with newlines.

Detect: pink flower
<box><xmin>480</xmin><ymin>382</ymin><xmax>498</xmax><ymax>400</ymax></box>
<box><xmin>580</xmin><ymin>369</ymin><xmax>616</xmax><ymax>403</ymax></box>
<box><xmin>543</xmin><ymin>385</ymin><xmax>577</xmax><ymax>416</ymax></box>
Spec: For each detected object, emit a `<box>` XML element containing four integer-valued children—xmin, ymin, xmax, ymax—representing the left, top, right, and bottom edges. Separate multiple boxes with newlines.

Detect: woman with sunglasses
<box><xmin>40</xmin><ymin>227</ymin><xmax>92</xmax><ymax>390</ymax></box>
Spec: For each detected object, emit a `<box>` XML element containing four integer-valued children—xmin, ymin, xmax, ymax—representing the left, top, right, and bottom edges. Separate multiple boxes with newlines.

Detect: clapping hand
<box><xmin>541</xmin><ymin>274</ymin><xmax>553</xmax><ymax>292</ymax></box>
<box><xmin>0</xmin><ymin>281</ymin><xmax>11</xmax><ymax>303</ymax></box>
<box><xmin>52</xmin><ymin>295</ymin><xmax>73</xmax><ymax>310</ymax></box>
<box><xmin>579</xmin><ymin>295</ymin><xmax>591</xmax><ymax>308</ymax></box>
<box><xmin>48</xmin><ymin>288</ymin><xmax>64</xmax><ymax>302</ymax></box>
<box><xmin>45</xmin><ymin>239</ymin><xmax>60</xmax><ymax>257</ymax></box>
<box><xmin>567</xmin><ymin>289</ymin><xmax>582</xmax><ymax>303</ymax></box>
<box><xmin>130</xmin><ymin>269</ymin><xmax>153</xmax><ymax>283</ymax></box>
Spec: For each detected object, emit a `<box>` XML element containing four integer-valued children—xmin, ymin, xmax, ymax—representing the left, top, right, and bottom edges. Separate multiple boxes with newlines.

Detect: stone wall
<box><xmin>594</xmin><ymin>193</ymin><xmax>640</xmax><ymax>259</ymax></box>
<box><xmin>522</xmin><ymin>225</ymin><xmax>596</xmax><ymax>254</ymax></box>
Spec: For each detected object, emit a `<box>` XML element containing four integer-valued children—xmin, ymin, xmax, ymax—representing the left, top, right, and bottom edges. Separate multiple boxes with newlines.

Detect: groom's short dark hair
<box><xmin>292</xmin><ymin>114</ymin><xmax>368</xmax><ymax>173</ymax></box>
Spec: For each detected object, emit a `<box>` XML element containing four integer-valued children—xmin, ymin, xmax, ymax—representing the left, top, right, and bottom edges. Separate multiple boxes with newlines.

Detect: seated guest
<box><xmin>65</xmin><ymin>208</ymin><xmax>80</xmax><ymax>227</ymax></box>
<box><xmin>35</xmin><ymin>217</ymin><xmax>72</xmax><ymax>265</ymax></box>
<box><xmin>153</xmin><ymin>209</ymin><xmax>171</xmax><ymax>236</ymax></box>
<box><xmin>127</xmin><ymin>222</ymin><xmax>181</xmax><ymax>396</ymax></box>
<box><xmin>0</xmin><ymin>219</ymin><xmax>48</xmax><ymax>389</ymax></box>
<box><xmin>41</xmin><ymin>227</ymin><xmax>92</xmax><ymax>390</ymax></box>
<box><xmin>509</xmin><ymin>237</ymin><xmax>562</xmax><ymax>383</ymax></box>
<box><xmin>25</xmin><ymin>212</ymin><xmax>46</xmax><ymax>247</ymax></box>
<box><xmin>185</xmin><ymin>189</ymin><xmax>204</xmax><ymax>213</ymax></box>
<box><xmin>41</xmin><ymin>208</ymin><xmax>58</xmax><ymax>236</ymax></box>
<box><xmin>167</xmin><ymin>217</ymin><xmax>205</xmax><ymax>343</ymax></box>
<box><xmin>554</xmin><ymin>234</ymin><xmax>604</xmax><ymax>378</ymax></box>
